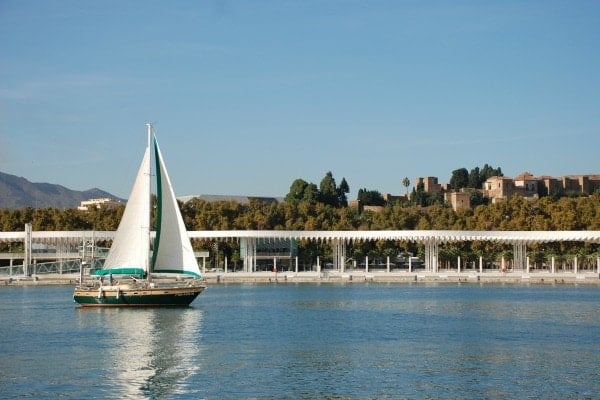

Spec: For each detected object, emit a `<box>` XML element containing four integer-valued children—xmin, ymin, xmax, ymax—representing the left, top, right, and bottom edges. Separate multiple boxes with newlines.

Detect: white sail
<box><xmin>100</xmin><ymin>144</ymin><xmax>151</xmax><ymax>276</ymax></box>
<box><xmin>151</xmin><ymin>136</ymin><xmax>202</xmax><ymax>277</ymax></box>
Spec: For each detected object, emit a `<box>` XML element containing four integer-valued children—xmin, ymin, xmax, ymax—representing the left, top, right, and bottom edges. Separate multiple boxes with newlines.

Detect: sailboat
<box><xmin>73</xmin><ymin>124</ymin><xmax>205</xmax><ymax>306</ymax></box>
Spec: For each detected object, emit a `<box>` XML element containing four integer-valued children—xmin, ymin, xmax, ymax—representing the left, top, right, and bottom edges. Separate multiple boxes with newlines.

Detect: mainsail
<box><xmin>97</xmin><ymin>144</ymin><xmax>151</xmax><ymax>277</ymax></box>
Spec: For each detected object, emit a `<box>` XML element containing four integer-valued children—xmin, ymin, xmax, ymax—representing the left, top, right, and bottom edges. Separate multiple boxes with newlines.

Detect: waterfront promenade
<box><xmin>2</xmin><ymin>228</ymin><xmax>600</xmax><ymax>285</ymax></box>
<box><xmin>3</xmin><ymin>270</ymin><xmax>599</xmax><ymax>286</ymax></box>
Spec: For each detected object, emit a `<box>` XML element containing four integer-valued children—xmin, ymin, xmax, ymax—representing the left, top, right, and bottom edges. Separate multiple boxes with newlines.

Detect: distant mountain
<box><xmin>178</xmin><ymin>194</ymin><xmax>283</xmax><ymax>204</ymax></box>
<box><xmin>0</xmin><ymin>171</ymin><xmax>123</xmax><ymax>209</ymax></box>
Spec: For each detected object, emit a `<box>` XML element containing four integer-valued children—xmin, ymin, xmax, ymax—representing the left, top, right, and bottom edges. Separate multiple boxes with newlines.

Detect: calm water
<box><xmin>0</xmin><ymin>283</ymin><xmax>599</xmax><ymax>399</ymax></box>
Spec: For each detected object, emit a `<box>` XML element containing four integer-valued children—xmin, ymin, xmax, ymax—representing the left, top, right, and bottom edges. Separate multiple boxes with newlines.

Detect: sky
<box><xmin>1</xmin><ymin>1</ymin><xmax>599</xmax><ymax>200</ymax></box>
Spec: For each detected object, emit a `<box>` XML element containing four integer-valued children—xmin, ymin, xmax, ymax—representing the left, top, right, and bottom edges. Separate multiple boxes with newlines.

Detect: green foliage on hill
<box><xmin>1</xmin><ymin>193</ymin><xmax>599</xmax><ymax>233</ymax></box>
<box><xmin>1</xmin><ymin>193</ymin><xmax>599</xmax><ymax>262</ymax></box>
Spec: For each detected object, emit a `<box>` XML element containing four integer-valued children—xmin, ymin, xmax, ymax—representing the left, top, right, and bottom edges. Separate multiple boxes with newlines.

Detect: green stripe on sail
<box><xmin>150</xmin><ymin>135</ymin><xmax>163</xmax><ymax>272</ymax></box>
<box><xmin>152</xmin><ymin>269</ymin><xmax>203</xmax><ymax>278</ymax></box>
<box><xmin>92</xmin><ymin>268</ymin><xmax>145</xmax><ymax>277</ymax></box>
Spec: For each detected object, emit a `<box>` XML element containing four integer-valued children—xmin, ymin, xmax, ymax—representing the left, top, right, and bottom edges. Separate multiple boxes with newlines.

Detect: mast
<box><xmin>145</xmin><ymin>123</ymin><xmax>153</xmax><ymax>278</ymax></box>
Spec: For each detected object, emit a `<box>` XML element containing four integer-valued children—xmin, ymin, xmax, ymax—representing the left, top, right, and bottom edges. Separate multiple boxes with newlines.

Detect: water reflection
<box><xmin>77</xmin><ymin>307</ymin><xmax>203</xmax><ymax>399</ymax></box>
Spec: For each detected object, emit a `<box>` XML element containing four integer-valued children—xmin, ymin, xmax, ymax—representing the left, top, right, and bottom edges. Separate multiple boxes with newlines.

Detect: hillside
<box><xmin>0</xmin><ymin>171</ymin><xmax>121</xmax><ymax>209</ymax></box>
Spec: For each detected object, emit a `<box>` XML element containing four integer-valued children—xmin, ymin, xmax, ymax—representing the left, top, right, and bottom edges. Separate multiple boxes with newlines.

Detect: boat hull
<box><xmin>73</xmin><ymin>284</ymin><xmax>205</xmax><ymax>307</ymax></box>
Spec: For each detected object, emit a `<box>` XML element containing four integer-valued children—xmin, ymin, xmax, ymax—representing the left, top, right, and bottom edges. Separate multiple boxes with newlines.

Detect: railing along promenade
<box><xmin>1</xmin><ymin>226</ymin><xmax>600</xmax><ymax>283</ymax></box>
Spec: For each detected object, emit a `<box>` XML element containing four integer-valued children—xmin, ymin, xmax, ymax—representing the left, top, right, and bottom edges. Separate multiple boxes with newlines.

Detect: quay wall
<box><xmin>203</xmin><ymin>271</ymin><xmax>600</xmax><ymax>285</ymax></box>
<box><xmin>2</xmin><ymin>271</ymin><xmax>599</xmax><ymax>286</ymax></box>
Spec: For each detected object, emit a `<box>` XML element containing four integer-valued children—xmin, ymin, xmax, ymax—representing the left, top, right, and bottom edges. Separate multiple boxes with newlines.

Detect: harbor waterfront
<box><xmin>2</xmin><ymin>270</ymin><xmax>600</xmax><ymax>286</ymax></box>
<box><xmin>1</xmin><ymin>229</ymin><xmax>600</xmax><ymax>280</ymax></box>
<box><xmin>1</xmin><ymin>283</ymin><xmax>598</xmax><ymax>399</ymax></box>
<box><xmin>2</xmin><ymin>228</ymin><xmax>599</xmax><ymax>289</ymax></box>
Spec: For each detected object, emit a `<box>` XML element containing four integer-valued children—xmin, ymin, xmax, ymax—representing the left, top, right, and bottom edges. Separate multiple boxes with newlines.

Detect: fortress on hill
<box><xmin>352</xmin><ymin>172</ymin><xmax>600</xmax><ymax>212</ymax></box>
<box><xmin>417</xmin><ymin>172</ymin><xmax>600</xmax><ymax>211</ymax></box>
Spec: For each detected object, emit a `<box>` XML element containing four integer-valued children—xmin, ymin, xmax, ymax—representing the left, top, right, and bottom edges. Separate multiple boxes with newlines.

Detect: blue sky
<box><xmin>1</xmin><ymin>1</ymin><xmax>599</xmax><ymax>200</ymax></box>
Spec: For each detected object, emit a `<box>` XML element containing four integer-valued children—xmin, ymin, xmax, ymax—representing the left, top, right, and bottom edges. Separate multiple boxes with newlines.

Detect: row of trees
<box><xmin>1</xmin><ymin>192</ymin><xmax>598</xmax><ymax>235</ymax></box>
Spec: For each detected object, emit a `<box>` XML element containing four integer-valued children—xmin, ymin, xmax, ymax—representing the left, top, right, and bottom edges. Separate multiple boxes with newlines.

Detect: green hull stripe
<box><xmin>92</xmin><ymin>268</ymin><xmax>145</xmax><ymax>277</ymax></box>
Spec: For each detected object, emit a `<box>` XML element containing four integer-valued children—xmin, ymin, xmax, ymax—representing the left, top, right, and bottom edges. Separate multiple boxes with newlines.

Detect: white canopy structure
<box><xmin>1</xmin><ymin>227</ymin><xmax>599</xmax><ymax>276</ymax></box>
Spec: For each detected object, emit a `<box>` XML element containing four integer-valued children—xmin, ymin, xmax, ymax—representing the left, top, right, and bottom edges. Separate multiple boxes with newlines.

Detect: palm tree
<box><xmin>402</xmin><ymin>177</ymin><xmax>410</xmax><ymax>196</ymax></box>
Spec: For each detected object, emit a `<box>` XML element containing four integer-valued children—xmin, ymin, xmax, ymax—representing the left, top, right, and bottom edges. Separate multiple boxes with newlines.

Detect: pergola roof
<box><xmin>188</xmin><ymin>230</ymin><xmax>600</xmax><ymax>244</ymax></box>
<box><xmin>2</xmin><ymin>230</ymin><xmax>599</xmax><ymax>245</ymax></box>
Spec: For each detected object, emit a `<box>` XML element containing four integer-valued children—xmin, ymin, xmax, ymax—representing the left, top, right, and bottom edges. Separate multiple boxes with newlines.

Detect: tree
<box><xmin>285</xmin><ymin>179</ymin><xmax>310</xmax><ymax>204</ymax></box>
<box><xmin>449</xmin><ymin>168</ymin><xmax>469</xmax><ymax>190</ymax></box>
<box><xmin>480</xmin><ymin>164</ymin><xmax>503</xmax><ymax>181</ymax></box>
<box><xmin>411</xmin><ymin>181</ymin><xmax>428</xmax><ymax>206</ymax></box>
<box><xmin>469</xmin><ymin>190</ymin><xmax>487</xmax><ymax>207</ymax></box>
<box><xmin>357</xmin><ymin>188</ymin><xmax>385</xmax><ymax>206</ymax></box>
<box><xmin>402</xmin><ymin>177</ymin><xmax>410</xmax><ymax>196</ymax></box>
<box><xmin>303</xmin><ymin>183</ymin><xmax>319</xmax><ymax>203</ymax></box>
<box><xmin>285</xmin><ymin>179</ymin><xmax>318</xmax><ymax>204</ymax></box>
<box><xmin>338</xmin><ymin>177</ymin><xmax>350</xmax><ymax>207</ymax></box>
<box><xmin>468</xmin><ymin>167</ymin><xmax>480</xmax><ymax>188</ymax></box>
<box><xmin>319</xmin><ymin>171</ymin><xmax>339</xmax><ymax>206</ymax></box>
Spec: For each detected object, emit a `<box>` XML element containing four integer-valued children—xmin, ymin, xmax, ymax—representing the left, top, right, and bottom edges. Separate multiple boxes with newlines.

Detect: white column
<box><xmin>225</xmin><ymin>257</ymin><xmax>228</xmax><ymax>273</ymax></box>
<box><xmin>526</xmin><ymin>256</ymin><xmax>530</xmax><ymax>274</ymax></box>
<box><xmin>386</xmin><ymin>256</ymin><xmax>390</xmax><ymax>273</ymax></box>
<box><xmin>458</xmin><ymin>256</ymin><xmax>461</xmax><ymax>273</ymax></box>
<box><xmin>24</xmin><ymin>223</ymin><xmax>32</xmax><ymax>276</ymax></box>
<box><xmin>317</xmin><ymin>256</ymin><xmax>321</xmax><ymax>274</ymax></box>
<box><xmin>574</xmin><ymin>256</ymin><xmax>578</xmax><ymax>274</ymax></box>
<box><xmin>332</xmin><ymin>239</ymin><xmax>346</xmax><ymax>272</ymax></box>
<box><xmin>501</xmin><ymin>256</ymin><xmax>505</xmax><ymax>272</ymax></box>
<box><xmin>408</xmin><ymin>257</ymin><xmax>412</xmax><ymax>273</ymax></box>
<box><xmin>434</xmin><ymin>242</ymin><xmax>439</xmax><ymax>273</ymax></box>
<box><xmin>341</xmin><ymin>255</ymin><xmax>345</xmax><ymax>273</ymax></box>
<box><xmin>551</xmin><ymin>256</ymin><xmax>555</xmax><ymax>274</ymax></box>
<box><xmin>365</xmin><ymin>256</ymin><xmax>369</xmax><ymax>273</ymax></box>
<box><xmin>479</xmin><ymin>256</ymin><xmax>483</xmax><ymax>273</ymax></box>
<box><xmin>424</xmin><ymin>242</ymin><xmax>433</xmax><ymax>272</ymax></box>
<box><xmin>295</xmin><ymin>256</ymin><xmax>298</xmax><ymax>273</ymax></box>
